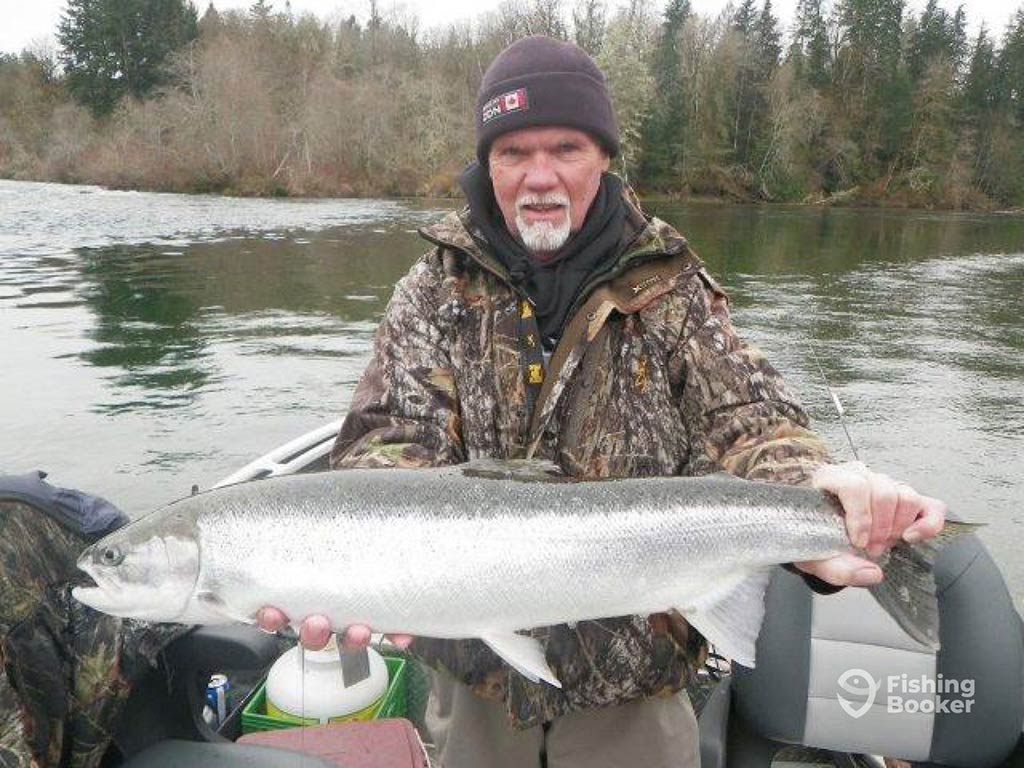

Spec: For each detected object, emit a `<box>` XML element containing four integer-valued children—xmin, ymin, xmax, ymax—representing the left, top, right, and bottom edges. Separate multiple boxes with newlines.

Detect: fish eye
<box><xmin>99</xmin><ymin>546</ymin><xmax>125</xmax><ymax>566</ymax></box>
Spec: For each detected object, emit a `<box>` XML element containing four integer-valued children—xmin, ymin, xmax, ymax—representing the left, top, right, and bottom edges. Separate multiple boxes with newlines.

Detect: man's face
<box><xmin>488</xmin><ymin>126</ymin><xmax>610</xmax><ymax>256</ymax></box>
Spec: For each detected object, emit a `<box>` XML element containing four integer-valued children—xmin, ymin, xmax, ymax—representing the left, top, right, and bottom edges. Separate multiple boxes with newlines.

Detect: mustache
<box><xmin>516</xmin><ymin>193</ymin><xmax>570</xmax><ymax>212</ymax></box>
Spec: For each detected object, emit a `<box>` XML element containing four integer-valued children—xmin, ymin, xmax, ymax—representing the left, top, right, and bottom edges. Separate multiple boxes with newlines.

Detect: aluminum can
<box><xmin>206</xmin><ymin>673</ymin><xmax>229</xmax><ymax>726</ymax></box>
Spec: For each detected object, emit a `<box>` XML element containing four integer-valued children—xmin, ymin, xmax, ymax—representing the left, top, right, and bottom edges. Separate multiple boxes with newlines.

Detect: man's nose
<box><xmin>522</xmin><ymin>154</ymin><xmax>559</xmax><ymax>191</ymax></box>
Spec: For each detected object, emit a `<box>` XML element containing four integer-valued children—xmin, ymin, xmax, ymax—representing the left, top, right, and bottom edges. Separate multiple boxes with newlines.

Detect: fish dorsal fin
<box><xmin>461</xmin><ymin>459</ymin><xmax>566</xmax><ymax>483</ymax></box>
<box><xmin>480</xmin><ymin>631</ymin><xmax>562</xmax><ymax>688</ymax></box>
<box><xmin>702</xmin><ymin>472</ymin><xmax>747</xmax><ymax>484</ymax></box>
<box><xmin>679</xmin><ymin>567</ymin><xmax>773</xmax><ymax>669</ymax></box>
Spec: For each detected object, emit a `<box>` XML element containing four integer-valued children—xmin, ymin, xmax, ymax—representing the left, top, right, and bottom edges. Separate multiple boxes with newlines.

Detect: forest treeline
<box><xmin>1</xmin><ymin>0</ymin><xmax>1023</xmax><ymax>208</ymax></box>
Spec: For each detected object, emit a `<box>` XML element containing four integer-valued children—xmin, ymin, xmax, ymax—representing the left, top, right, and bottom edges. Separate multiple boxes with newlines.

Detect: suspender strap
<box><xmin>517</xmin><ymin>298</ymin><xmax>547</xmax><ymax>421</ymax></box>
<box><xmin>524</xmin><ymin>252</ymin><xmax>700</xmax><ymax>454</ymax></box>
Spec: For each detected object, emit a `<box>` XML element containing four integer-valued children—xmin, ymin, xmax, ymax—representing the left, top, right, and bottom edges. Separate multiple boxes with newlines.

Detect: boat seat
<box><xmin>108</xmin><ymin>625</ymin><xmax>287</xmax><ymax>761</ymax></box>
<box><xmin>118</xmin><ymin>738</ymin><xmax>337</xmax><ymax>768</ymax></box>
<box><xmin>729</xmin><ymin>532</ymin><xmax>1023</xmax><ymax>767</ymax></box>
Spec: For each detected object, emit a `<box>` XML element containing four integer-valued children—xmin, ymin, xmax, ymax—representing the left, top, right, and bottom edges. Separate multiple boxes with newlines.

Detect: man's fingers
<box><xmin>903</xmin><ymin>495</ymin><xmax>947</xmax><ymax>543</ymax></box>
<box><xmin>298</xmin><ymin>614</ymin><xmax>333</xmax><ymax>651</ymax></box>
<box><xmin>814</xmin><ymin>462</ymin><xmax>947</xmax><ymax>554</ymax></box>
<box><xmin>256</xmin><ymin>606</ymin><xmax>288</xmax><ymax>634</ymax></box>
<box><xmin>250</xmin><ymin>611</ymin><xmax>404</xmax><ymax>653</ymax></box>
<box><xmin>890</xmin><ymin>482</ymin><xmax>923</xmax><ymax>543</ymax></box>
<box><xmin>345</xmin><ymin>626</ymin><xmax>415</xmax><ymax>650</ymax></box>
<box><xmin>341</xmin><ymin>624</ymin><xmax>373</xmax><ymax>650</ymax></box>
<box><xmin>795</xmin><ymin>552</ymin><xmax>883</xmax><ymax>587</ymax></box>
<box><xmin>813</xmin><ymin>463</ymin><xmax>871</xmax><ymax>549</ymax></box>
<box><xmin>867</xmin><ymin>473</ymin><xmax>898</xmax><ymax>557</ymax></box>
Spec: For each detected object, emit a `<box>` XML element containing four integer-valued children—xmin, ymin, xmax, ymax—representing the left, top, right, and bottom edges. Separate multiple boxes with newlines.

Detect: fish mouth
<box><xmin>71</xmin><ymin>566</ymin><xmax>103</xmax><ymax>603</ymax></box>
<box><xmin>71</xmin><ymin>578</ymin><xmax>133</xmax><ymax>616</ymax></box>
<box><xmin>71</xmin><ymin>584</ymin><xmax>101</xmax><ymax>604</ymax></box>
<box><xmin>75</xmin><ymin>571</ymin><xmax>99</xmax><ymax>590</ymax></box>
<box><xmin>71</xmin><ymin>583</ymin><xmax>111</xmax><ymax>613</ymax></box>
<box><xmin>71</xmin><ymin>558</ymin><xmax>122</xmax><ymax>613</ymax></box>
<box><xmin>73</xmin><ymin>550</ymin><xmax>98</xmax><ymax>588</ymax></box>
<box><xmin>74</xmin><ymin>551</ymin><xmax>101</xmax><ymax>589</ymax></box>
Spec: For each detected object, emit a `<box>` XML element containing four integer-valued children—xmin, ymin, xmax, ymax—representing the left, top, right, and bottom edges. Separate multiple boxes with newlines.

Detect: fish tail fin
<box><xmin>870</xmin><ymin>520</ymin><xmax>981</xmax><ymax>649</ymax></box>
<box><xmin>682</xmin><ymin>567</ymin><xmax>774</xmax><ymax>669</ymax></box>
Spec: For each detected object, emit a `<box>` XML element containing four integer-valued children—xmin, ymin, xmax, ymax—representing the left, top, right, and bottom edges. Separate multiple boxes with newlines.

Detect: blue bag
<box><xmin>0</xmin><ymin>470</ymin><xmax>129</xmax><ymax>541</ymax></box>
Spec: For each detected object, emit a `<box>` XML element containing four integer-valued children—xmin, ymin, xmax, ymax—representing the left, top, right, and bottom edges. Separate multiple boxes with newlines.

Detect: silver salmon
<box><xmin>72</xmin><ymin>461</ymin><xmax>965</xmax><ymax>686</ymax></box>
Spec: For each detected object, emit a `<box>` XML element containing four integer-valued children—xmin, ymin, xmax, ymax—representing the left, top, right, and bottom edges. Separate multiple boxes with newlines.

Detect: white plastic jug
<box><xmin>265</xmin><ymin>639</ymin><xmax>389</xmax><ymax>724</ymax></box>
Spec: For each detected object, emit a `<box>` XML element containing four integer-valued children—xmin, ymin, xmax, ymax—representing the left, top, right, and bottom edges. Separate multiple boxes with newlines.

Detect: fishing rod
<box><xmin>808</xmin><ymin>346</ymin><xmax>860</xmax><ymax>462</ymax></box>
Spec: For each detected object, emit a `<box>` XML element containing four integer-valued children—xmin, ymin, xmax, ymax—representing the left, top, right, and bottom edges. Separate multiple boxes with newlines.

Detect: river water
<box><xmin>1</xmin><ymin>179</ymin><xmax>1022</xmax><ymax>608</ymax></box>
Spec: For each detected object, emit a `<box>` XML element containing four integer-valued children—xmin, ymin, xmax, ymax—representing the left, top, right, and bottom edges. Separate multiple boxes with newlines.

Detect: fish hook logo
<box><xmin>836</xmin><ymin>668</ymin><xmax>879</xmax><ymax>719</ymax></box>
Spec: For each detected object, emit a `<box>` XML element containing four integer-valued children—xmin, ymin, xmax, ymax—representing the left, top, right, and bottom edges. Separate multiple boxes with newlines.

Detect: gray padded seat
<box><xmin>119</xmin><ymin>739</ymin><xmax>337</xmax><ymax>767</ymax></box>
<box><xmin>732</xmin><ymin>533</ymin><xmax>1023</xmax><ymax>767</ymax></box>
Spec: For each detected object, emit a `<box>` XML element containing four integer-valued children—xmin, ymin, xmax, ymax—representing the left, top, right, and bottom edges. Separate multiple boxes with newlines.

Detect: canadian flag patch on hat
<box><xmin>481</xmin><ymin>88</ymin><xmax>529</xmax><ymax>124</ymax></box>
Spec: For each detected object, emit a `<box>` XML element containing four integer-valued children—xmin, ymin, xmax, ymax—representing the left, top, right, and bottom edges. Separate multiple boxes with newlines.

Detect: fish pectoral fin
<box><xmin>480</xmin><ymin>631</ymin><xmax>562</xmax><ymax>688</ymax></box>
<box><xmin>193</xmin><ymin>590</ymin><xmax>256</xmax><ymax>625</ymax></box>
<box><xmin>678</xmin><ymin>567</ymin><xmax>773</xmax><ymax>670</ymax></box>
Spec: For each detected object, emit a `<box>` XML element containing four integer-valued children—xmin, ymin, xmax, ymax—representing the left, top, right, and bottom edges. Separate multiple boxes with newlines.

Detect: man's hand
<box><xmin>255</xmin><ymin>607</ymin><xmax>413</xmax><ymax>651</ymax></box>
<box><xmin>794</xmin><ymin>462</ymin><xmax>947</xmax><ymax>588</ymax></box>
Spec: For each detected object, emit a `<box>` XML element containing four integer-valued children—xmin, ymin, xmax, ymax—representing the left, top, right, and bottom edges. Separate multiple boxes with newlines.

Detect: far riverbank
<box><xmin>4</xmin><ymin>172</ymin><xmax>1021</xmax><ymax>216</ymax></box>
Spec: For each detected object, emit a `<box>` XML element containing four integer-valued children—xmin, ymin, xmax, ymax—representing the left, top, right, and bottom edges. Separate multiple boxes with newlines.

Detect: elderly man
<box><xmin>259</xmin><ymin>35</ymin><xmax>946</xmax><ymax>768</ymax></box>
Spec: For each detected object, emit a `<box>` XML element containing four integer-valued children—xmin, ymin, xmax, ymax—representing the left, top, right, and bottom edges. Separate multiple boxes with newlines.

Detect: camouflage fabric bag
<box><xmin>0</xmin><ymin>486</ymin><xmax>186</xmax><ymax>768</ymax></box>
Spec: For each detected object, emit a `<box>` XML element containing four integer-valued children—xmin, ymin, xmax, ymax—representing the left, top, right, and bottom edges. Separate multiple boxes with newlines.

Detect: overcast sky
<box><xmin>1</xmin><ymin>0</ymin><xmax>1020</xmax><ymax>56</ymax></box>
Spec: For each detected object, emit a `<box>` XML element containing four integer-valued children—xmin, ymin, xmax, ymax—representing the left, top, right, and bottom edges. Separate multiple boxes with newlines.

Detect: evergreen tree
<box><xmin>908</xmin><ymin>0</ymin><xmax>960</xmax><ymax>83</ymax></box>
<box><xmin>639</xmin><ymin>0</ymin><xmax>690</xmax><ymax>183</ymax></box>
<box><xmin>951</xmin><ymin>6</ymin><xmax>967</xmax><ymax>75</ymax></box>
<box><xmin>334</xmin><ymin>15</ymin><xmax>364</xmax><ymax>78</ymax></box>
<box><xmin>732</xmin><ymin>0</ymin><xmax>757</xmax><ymax>35</ymax></box>
<box><xmin>59</xmin><ymin>0</ymin><xmax>199</xmax><ymax>116</ymax></box>
<box><xmin>199</xmin><ymin>2</ymin><xmax>221</xmax><ymax>36</ymax></box>
<box><xmin>755</xmin><ymin>0</ymin><xmax>782</xmax><ymax>72</ymax></box>
<box><xmin>250</xmin><ymin>0</ymin><xmax>273</xmax><ymax>21</ymax></box>
<box><xmin>833</xmin><ymin>0</ymin><xmax>909</xmax><ymax>173</ymax></box>
<box><xmin>835</xmin><ymin>0</ymin><xmax>903</xmax><ymax>95</ymax></box>
<box><xmin>998</xmin><ymin>9</ymin><xmax>1024</xmax><ymax>122</ymax></box>
<box><xmin>791</xmin><ymin>0</ymin><xmax>830</xmax><ymax>87</ymax></box>
<box><xmin>963</xmin><ymin>11</ymin><xmax>1024</xmax><ymax>204</ymax></box>
<box><xmin>727</xmin><ymin>0</ymin><xmax>781</xmax><ymax>168</ymax></box>
<box><xmin>963</xmin><ymin>26</ymin><xmax>997</xmax><ymax>118</ymax></box>
<box><xmin>368</xmin><ymin>0</ymin><xmax>382</xmax><ymax>65</ymax></box>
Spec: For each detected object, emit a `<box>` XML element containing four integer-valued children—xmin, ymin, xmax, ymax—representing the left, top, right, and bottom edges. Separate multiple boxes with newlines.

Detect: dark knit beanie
<box><xmin>475</xmin><ymin>35</ymin><xmax>620</xmax><ymax>164</ymax></box>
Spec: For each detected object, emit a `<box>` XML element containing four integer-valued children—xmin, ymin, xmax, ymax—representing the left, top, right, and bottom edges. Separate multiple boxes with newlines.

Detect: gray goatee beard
<box><xmin>515</xmin><ymin>193</ymin><xmax>571</xmax><ymax>254</ymax></box>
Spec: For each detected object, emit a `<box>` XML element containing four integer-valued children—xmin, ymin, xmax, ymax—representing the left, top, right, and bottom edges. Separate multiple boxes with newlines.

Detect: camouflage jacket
<box><xmin>329</xmin><ymin>195</ymin><xmax>831</xmax><ymax>729</ymax></box>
